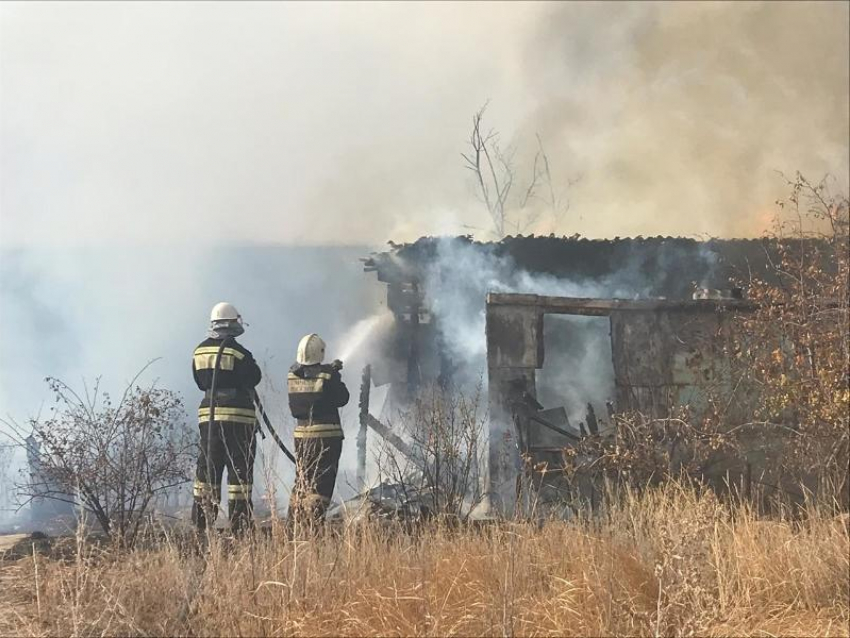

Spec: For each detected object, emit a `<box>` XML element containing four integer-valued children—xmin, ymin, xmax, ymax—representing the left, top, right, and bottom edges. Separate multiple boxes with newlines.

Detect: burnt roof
<box><xmin>363</xmin><ymin>235</ymin><xmax>785</xmax><ymax>299</ymax></box>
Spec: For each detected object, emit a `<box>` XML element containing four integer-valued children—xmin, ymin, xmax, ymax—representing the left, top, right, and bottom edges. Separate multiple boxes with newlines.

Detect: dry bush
<box><xmin>6</xmin><ymin>371</ymin><xmax>195</xmax><ymax>547</ymax></box>
<box><xmin>733</xmin><ymin>173</ymin><xmax>849</xmax><ymax>496</ymax></box>
<box><xmin>372</xmin><ymin>381</ymin><xmax>488</xmax><ymax>520</ymax></box>
<box><xmin>0</xmin><ymin>482</ymin><xmax>847</xmax><ymax>637</ymax></box>
<box><xmin>561</xmin><ymin>175</ymin><xmax>849</xmax><ymax>510</ymax></box>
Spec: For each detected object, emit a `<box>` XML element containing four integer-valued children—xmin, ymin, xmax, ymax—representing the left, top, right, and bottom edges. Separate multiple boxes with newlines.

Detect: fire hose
<box><xmin>252</xmin><ymin>389</ymin><xmax>296</xmax><ymax>465</ymax></box>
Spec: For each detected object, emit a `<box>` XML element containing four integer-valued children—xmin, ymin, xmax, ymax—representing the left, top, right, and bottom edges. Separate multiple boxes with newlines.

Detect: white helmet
<box><xmin>296</xmin><ymin>333</ymin><xmax>326</xmax><ymax>366</ymax></box>
<box><xmin>210</xmin><ymin>302</ymin><xmax>241</xmax><ymax>324</ymax></box>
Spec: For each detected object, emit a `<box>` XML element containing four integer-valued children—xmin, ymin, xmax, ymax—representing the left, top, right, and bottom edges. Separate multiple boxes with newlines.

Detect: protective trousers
<box><xmin>288</xmin><ymin>437</ymin><xmax>342</xmax><ymax>523</ymax></box>
<box><xmin>192</xmin><ymin>421</ymin><xmax>256</xmax><ymax>535</ymax></box>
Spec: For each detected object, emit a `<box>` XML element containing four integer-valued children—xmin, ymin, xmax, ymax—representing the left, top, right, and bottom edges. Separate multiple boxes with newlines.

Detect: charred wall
<box><xmin>482</xmin><ymin>293</ymin><xmax>755</xmax><ymax>515</ymax></box>
<box><xmin>610</xmin><ymin>308</ymin><xmax>749</xmax><ymax>419</ymax></box>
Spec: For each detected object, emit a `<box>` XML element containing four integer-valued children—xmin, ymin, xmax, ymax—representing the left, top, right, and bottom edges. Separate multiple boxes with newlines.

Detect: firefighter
<box><xmin>287</xmin><ymin>333</ymin><xmax>349</xmax><ymax>522</ymax></box>
<box><xmin>191</xmin><ymin>302</ymin><xmax>261</xmax><ymax>536</ymax></box>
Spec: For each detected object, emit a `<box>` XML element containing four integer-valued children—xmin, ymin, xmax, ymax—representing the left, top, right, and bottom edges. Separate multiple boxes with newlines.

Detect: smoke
<box><xmin>0</xmin><ymin>2</ymin><xmax>847</xmax><ymax>519</ymax></box>
<box><xmin>515</xmin><ymin>2</ymin><xmax>849</xmax><ymax>238</ymax></box>
<box><xmin>537</xmin><ymin>315</ymin><xmax>614</xmax><ymax>429</ymax></box>
<box><xmin>425</xmin><ymin>238</ymin><xmax>658</xmax><ymax>364</ymax></box>
<box><xmin>423</xmin><ymin>236</ymin><xmax>722</xmax><ymax>423</ymax></box>
<box><xmin>3</xmin><ymin>3</ymin><xmax>846</xmax><ymax>250</ymax></box>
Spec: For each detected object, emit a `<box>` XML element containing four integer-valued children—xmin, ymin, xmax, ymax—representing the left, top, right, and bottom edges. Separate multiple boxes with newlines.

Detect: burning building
<box><xmin>357</xmin><ymin>235</ymin><xmax>785</xmax><ymax>515</ymax></box>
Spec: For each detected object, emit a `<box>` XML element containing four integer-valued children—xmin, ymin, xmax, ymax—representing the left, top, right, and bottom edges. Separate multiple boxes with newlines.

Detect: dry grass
<box><xmin>1</xmin><ymin>484</ymin><xmax>847</xmax><ymax>637</ymax></box>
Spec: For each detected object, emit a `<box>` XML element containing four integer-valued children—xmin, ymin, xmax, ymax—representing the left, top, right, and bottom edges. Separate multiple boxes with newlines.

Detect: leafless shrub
<box><xmin>6</xmin><ymin>367</ymin><xmax>195</xmax><ymax>547</ymax></box>
<box><xmin>462</xmin><ymin>102</ymin><xmax>575</xmax><ymax>238</ymax></box>
<box><xmin>372</xmin><ymin>382</ymin><xmax>487</xmax><ymax>521</ymax></box>
<box><xmin>561</xmin><ymin>410</ymin><xmax>737</xmax><ymax>491</ymax></box>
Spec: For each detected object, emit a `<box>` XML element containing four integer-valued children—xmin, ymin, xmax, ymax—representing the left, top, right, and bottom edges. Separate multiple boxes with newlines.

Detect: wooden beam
<box><xmin>486</xmin><ymin>293</ymin><xmax>756</xmax><ymax>315</ymax></box>
<box><xmin>364</xmin><ymin>413</ymin><xmax>416</xmax><ymax>462</ymax></box>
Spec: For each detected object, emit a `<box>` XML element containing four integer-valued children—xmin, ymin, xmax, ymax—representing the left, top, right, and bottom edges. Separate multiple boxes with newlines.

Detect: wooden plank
<box><xmin>364</xmin><ymin>414</ymin><xmax>416</xmax><ymax>461</ymax></box>
<box><xmin>357</xmin><ymin>365</ymin><xmax>371</xmax><ymax>488</ymax></box>
<box><xmin>486</xmin><ymin>293</ymin><xmax>755</xmax><ymax>315</ymax></box>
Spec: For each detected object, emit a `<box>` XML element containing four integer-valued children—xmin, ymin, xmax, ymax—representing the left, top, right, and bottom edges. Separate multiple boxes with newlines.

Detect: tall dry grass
<box><xmin>0</xmin><ymin>483</ymin><xmax>846</xmax><ymax>637</ymax></box>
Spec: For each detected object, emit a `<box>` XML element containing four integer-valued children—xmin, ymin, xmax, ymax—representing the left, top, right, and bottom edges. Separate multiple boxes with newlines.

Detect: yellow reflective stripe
<box><xmin>194</xmin><ymin>347</ymin><xmax>245</xmax><ymax>360</ymax></box>
<box><xmin>201</xmin><ymin>414</ymin><xmax>255</xmax><ymax>425</ymax></box>
<box><xmin>294</xmin><ymin>432</ymin><xmax>343</xmax><ymax>438</ymax></box>
<box><xmin>227</xmin><ymin>484</ymin><xmax>252</xmax><ymax>501</ymax></box>
<box><xmin>193</xmin><ymin>480</ymin><xmax>222</xmax><ymax>499</ymax></box>
<box><xmin>198</xmin><ymin>407</ymin><xmax>256</xmax><ymax>425</ymax></box>
<box><xmin>287</xmin><ymin>371</ymin><xmax>331</xmax><ymax>380</ymax></box>
<box><xmin>198</xmin><ymin>407</ymin><xmax>255</xmax><ymax>417</ymax></box>
<box><xmin>294</xmin><ymin>422</ymin><xmax>342</xmax><ymax>431</ymax></box>
<box><xmin>294</xmin><ymin>424</ymin><xmax>343</xmax><ymax>438</ymax></box>
<box><xmin>288</xmin><ymin>377</ymin><xmax>325</xmax><ymax>393</ymax></box>
<box><xmin>194</xmin><ymin>353</ymin><xmax>235</xmax><ymax>371</ymax></box>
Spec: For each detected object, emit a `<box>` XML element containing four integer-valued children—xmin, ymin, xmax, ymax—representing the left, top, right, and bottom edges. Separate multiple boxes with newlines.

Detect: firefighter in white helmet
<box><xmin>191</xmin><ymin>302</ymin><xmax>261</xmax><ymax>536</ymax></box>
<box><xmin>287</xmin><ymin>333</ymin><xmax>349</xmax><ymax>522</ymax></box>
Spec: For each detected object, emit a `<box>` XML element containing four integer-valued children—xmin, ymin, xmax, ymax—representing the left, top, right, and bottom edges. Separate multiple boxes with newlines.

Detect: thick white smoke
<box><xmin>424</xmin><ymin>238</ymin><xmax>648</xmax><ymax>363</ymax></box>
<box><xmin>422</xmin><ymin>237</ymin><xmax>723</xmax><ymax>425</ymax></box>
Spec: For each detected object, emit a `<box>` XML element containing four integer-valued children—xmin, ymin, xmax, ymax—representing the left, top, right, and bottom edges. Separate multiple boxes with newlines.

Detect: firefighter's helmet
<box><xmin>210</xmin><ymin>302</ymin><xmax>242</xmax><ymax>324</ymax></box>
<box><xmin>296</xmin><ymin>333</ymin><xmax>326</xmax><ymax>366</ymax></box>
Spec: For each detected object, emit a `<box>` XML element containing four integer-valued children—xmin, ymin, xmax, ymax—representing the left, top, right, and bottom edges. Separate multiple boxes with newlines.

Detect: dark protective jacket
<box><xmin>192</xmin><ymin>337</ymin><xmax>262</xmax><ymax>424</ymax></box>
<box><xmin>287</xmin><ymin>363</ymin><xmax>350</xmax><ymax>439</ymax></box>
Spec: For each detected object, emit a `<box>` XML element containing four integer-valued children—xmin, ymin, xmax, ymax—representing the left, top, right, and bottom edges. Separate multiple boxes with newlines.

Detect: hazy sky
<box><xmin>1</xmin><ymin>1</ymin><xmax>848</xmax><ymax>246</ymax></box>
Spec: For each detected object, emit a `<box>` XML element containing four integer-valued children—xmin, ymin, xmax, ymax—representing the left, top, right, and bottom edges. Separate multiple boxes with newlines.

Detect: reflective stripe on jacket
<box><xmin>192</xmin><ymin>337</ymin><xmax>262</xmax><ymax>413</ymax></box>
<box><xmin>287</xmin><ymin>363</ymin><xmax>349</xmax><ymax>439</ymax></box>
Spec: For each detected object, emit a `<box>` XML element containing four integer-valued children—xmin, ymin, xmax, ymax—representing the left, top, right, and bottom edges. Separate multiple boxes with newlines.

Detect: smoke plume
<box><xmin>514</xmin><ymin>2</ymin><xmax>849</xmax><ymax>238</ymax></box>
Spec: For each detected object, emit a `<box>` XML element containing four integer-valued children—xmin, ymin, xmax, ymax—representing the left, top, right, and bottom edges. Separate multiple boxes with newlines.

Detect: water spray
<box><xmin>335</xmin><ymin>313</ymin><xmax>389</xmax><ymax>363</ymax></box>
